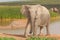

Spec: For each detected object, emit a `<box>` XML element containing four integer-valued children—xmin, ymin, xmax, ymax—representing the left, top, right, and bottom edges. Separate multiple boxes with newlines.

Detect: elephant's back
<box><xmin>36</xmin><ymin>6</ymin><xmax>50</xmax><ymax>26</ymax></box>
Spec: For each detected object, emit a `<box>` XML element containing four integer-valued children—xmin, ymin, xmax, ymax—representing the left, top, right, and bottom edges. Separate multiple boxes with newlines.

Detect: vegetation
<box><xmin>0</xmin><ymin>5</ymin><xmax>59</xmax><ymax>19</ymax></box>
<box><xmin>0</xmin><ymin>6</ymin><xmax>26</xmax><ymax>19</ymax></box>
<box><xmin>0</xmin><ymin>19</ymin><xmax>13</xmax><ymax>26</ymax></box>
<box><xmin>50</xmin><ymin>11</ymin><xmax>60</xmax><ymax>17</ymax></box>
<box><xmin>0</xmin><ymin>0</ymin><xmax>60</xmax><ymax>5</ymax></box>
<box><xmin>0</xmin><ymin>37</ymin><xmax>15</xmax><ymax>40</ymax></box>
<box><xmin>0</xmin><ymin>6</ymin><xmax>20</xmax><ymax>19</ymax></box>
<box><xmin>0</xmin><ymin>6</ymin><xmax>21</xmax><ymax>26</ymax></box>
<box><xmin>27</xmin><ymin>37</ymin><xmax>57</xmax><ymax>40</ymax></box>
<box><xmin>0</xmin><ymin>6</ymin><xmax>59</xmax><ymax>19</ymax></box>
<box><xmin>32</xmin><ymin>0</ymin><xmax>60</xmax><ymax>5</ymax></box>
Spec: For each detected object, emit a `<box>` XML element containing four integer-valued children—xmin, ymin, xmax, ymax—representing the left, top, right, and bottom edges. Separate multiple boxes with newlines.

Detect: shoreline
<box><xmin>0</xmin><ymin>16</ymin><xmax>60</xmax><ymax>30</ymax></box>
<box><xmin>51</xmin><ymin>16</ymin><xmax>60</xmax><ymax>22</ymax></box>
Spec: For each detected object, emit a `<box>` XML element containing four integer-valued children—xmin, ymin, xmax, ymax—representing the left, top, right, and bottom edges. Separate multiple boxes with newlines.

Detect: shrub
<box><xmin>50</xmin><ymin>11</ymin><xmax>59</xmax><ymax>17</ymax></box>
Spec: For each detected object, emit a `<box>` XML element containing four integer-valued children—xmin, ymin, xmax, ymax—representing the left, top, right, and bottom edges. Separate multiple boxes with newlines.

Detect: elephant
<box><xmin>21</xmin><ymin>5</ymin><xmax>33</xmax><ymax>37</ymax></box>
<box><xmin>50</xmin><ymin>7</ymin><xmax>59</xmax><ymax>13</ymax></box>
<box><xmin>21</xmin><ymin>5</ymin><xmax>50</xmax><ymax>37</ymax></box>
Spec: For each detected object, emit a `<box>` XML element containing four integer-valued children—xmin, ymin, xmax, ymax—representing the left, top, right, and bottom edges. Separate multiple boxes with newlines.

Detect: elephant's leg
<box><xmin>46</xmin><ymin>24</ymin><xmax>50</xmax><ymax>35</ymax></box>
<box><xmin>32</xmin><ymin>19</ymin><xmax>36</xmax><ymax>36</ymax></box>
<box><xmin>24</xmin><ymin>19</ymin><xmax>30</xmax><ymax>37</ymax></box>
<box><xmin>38</xmin><ymin>26</ymin><xmax>43</xmax><ymax>36</ymax></box>
<box><xmin>33</xmin><ymin>25</ymin><xmax>36</xmax><ymax>36</ymax></box>
<box><xmin>29</xmin><ymin>20</ymin><xmax>33</xmax><ymax>34</ymax></box>
<box><xmin>29</xmin><ymin>25</ymin><xmax>32</xmax><ymax>34</ymax></box>
<box><xmin>46</xmin><ymin>18</ymin><xmax>50</xmax><ymax>36</ymax></box>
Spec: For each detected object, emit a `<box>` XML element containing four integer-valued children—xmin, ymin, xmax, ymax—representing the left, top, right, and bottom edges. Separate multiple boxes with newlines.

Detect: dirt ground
<box><xmin>0</xmin><ymin>33</ymin><xmax>26</xmax><ymax>40</ymax></box>
<box><xmin>0</xmin><ymin>33</ymin><xmax>60</xmax><ymax>40</ymax></box>
<box><xmin>0</xmin><ymin>19</ymin><xmax>27</xmax><ymax>40</ymax></box>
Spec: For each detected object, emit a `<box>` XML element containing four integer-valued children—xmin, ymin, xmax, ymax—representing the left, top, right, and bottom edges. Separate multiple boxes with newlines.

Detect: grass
<box><xmin>0</xmin><ymin>37</ymin><xmax>15</xmax><ymax>40</ymax></box>
<box><xmin>0</xmin><ymin>6</ymin><xmax>22</xmax><ymax>26</ymax></box>
<box><xmin>0</xmin><ymin>6</ymin><xmax>59</xmax><ymax>19</ymax></box>
<box><xmin>27</xmin><ymin>37</ymin><xmax>57</xmax><ymax>40</ymax></box>
<box><xmin>0</xmin><ymin>6</ymin><xmax>25</xmax><ymax>26</ymax></box>
<box><xmin>0</xmin><ymin>6</ymin><xmax>21</xmax><ymax>19</ymax></box>
<box><xmin>50</xmin><ymin>11</ymin><xmax>59</xmax><ymax>17</ymax></box>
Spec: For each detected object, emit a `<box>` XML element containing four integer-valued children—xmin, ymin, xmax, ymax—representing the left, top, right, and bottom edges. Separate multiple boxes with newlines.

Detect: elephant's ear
<box><xmin>21</xmin><ymin>5</ymin><xmax>26</xmax><ymax>15</ymax></box>
<box><xmin>21</xmin><ymin>5</ymin><xmax>30</xmax><ymax>17</ymax></box>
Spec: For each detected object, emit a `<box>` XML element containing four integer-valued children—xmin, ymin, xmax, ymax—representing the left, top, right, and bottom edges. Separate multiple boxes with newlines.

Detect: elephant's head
<box><xmin>21</xmin><ymin>5</ymin><xmax>31</xmax><ymax>17</ymax></box>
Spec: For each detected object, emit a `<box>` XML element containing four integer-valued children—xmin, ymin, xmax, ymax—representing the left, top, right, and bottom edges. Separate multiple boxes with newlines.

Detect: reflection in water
<box><xmin>49</xmin><ymin>21</ymin><xmax>60</xmax><ymax>34</ymax></box>
<box><xmin>0</xmin><ymin>21</ymin><xmax>60</xmax><ymax>35</ymax></box>
<box><xmin>0</xmin><ymin>29</ymin><xmax>24</xmax><ymax>35</ymax></box>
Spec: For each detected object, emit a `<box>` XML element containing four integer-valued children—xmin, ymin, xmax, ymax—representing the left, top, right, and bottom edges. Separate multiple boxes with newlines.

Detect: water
<box><xmin>37</xmin><ymin>21</ymin><xmax>60</xmax><ymax>34</ymax></box>
<box><xmin>0</xmin><ymin>29</ymin><xmax>24</xmax><ymax>35</ymax></box>
<box><xmin>49</xmin><ymin>21</ymin><xmax>60</xmax><ymax>34</ymax></box>
<box><xmin>0</xmin><ymin>0</ymin><xmax>20</xmax><ymax>2</ymax></box>
<box><xmin>0</xmin><ymin>21</ymin><xmax>60</xmax><ymax>35</ymax></box>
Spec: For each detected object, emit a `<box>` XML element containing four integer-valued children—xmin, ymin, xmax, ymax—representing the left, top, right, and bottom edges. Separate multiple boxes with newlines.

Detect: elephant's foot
<box><xmin>24</xmin><ymin>32</ymin><xmax>28</xmax><ymax>37</ymax></box>
<box><xmin>45</xmin><ymin>33</ymin><xmax>50</xmax><ymax>36</ymax></box>
<box><xmin>24</xmin><ymin>34</ymin><xmax>32</xmax><ymax>38</ymax></box>
<box><xmin>32</xmin><ymin>35</ymin><xmax>37</xmax><ymax>37</ymax></box>
<box><xmin>38</xmin><ymin>33</ymin><xmax>45</xmax><ymax>36</ymax></box>
<box><xmin>32</xmin><ymin>34</ymin><xmax>37</xmax><ymax>37</ymax></box>
<box><xmin>24</xmin><ymin>34</ymin><xmax>28</xmax><ymax>38</ymax></box>
<box><xmin>29</xmin><ymin>31</ymin><xmax>32</xmax><ymax>34</ymax></box>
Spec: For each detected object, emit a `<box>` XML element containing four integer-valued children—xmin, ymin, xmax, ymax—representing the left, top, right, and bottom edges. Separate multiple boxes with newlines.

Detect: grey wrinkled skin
<box><xmin>21</xmin><ymin>5</ymin><xmax>50</xmax><ymax>37</ymax></box>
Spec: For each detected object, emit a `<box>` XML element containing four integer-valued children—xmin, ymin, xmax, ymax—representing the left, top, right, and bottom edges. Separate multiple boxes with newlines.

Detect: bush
<box><xmin>50</xmin><ymin>11</ymin><xmax>59</xmax><ymax>17</ymax></box>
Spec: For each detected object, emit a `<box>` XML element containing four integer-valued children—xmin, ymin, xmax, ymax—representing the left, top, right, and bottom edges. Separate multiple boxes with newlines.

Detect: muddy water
<box><xmin>49</xmin><ymin>21</ymin><xmax>60</xmax><ymax>34</ymax></box>
<box><xmin>38</xmin><ymin>21</ymin><xmax>60</xmax><ymax>35</ymax></box>
<box><xmin>0</xmin><ymin>21</ymin><xmax>60</xmax><ymax>35</ymax></box>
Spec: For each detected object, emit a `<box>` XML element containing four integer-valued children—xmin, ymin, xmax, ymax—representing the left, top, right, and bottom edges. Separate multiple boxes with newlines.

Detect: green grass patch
<box><xmin>0</xmin><ymin>37</ymin><xmax>15</xmax><ymax>40</ymax></box>
<box><xmin>27</xmin><ymin>37</ymin><xmax>57</xmax><ymax>40</ymax></box>
<box><xmin>0</xmin><ymin>6</ymin><xmax>26</xmax><ymax>19</ymax></box>
<box><xmin>50</xmin><ymin>11</ymin><xmax>59</xmax><ymax>17</ymax></box>
<box><xmin>0</xmin><ymin>6</ymin><xmax>21</xmax><ymax>19</ymax></box>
